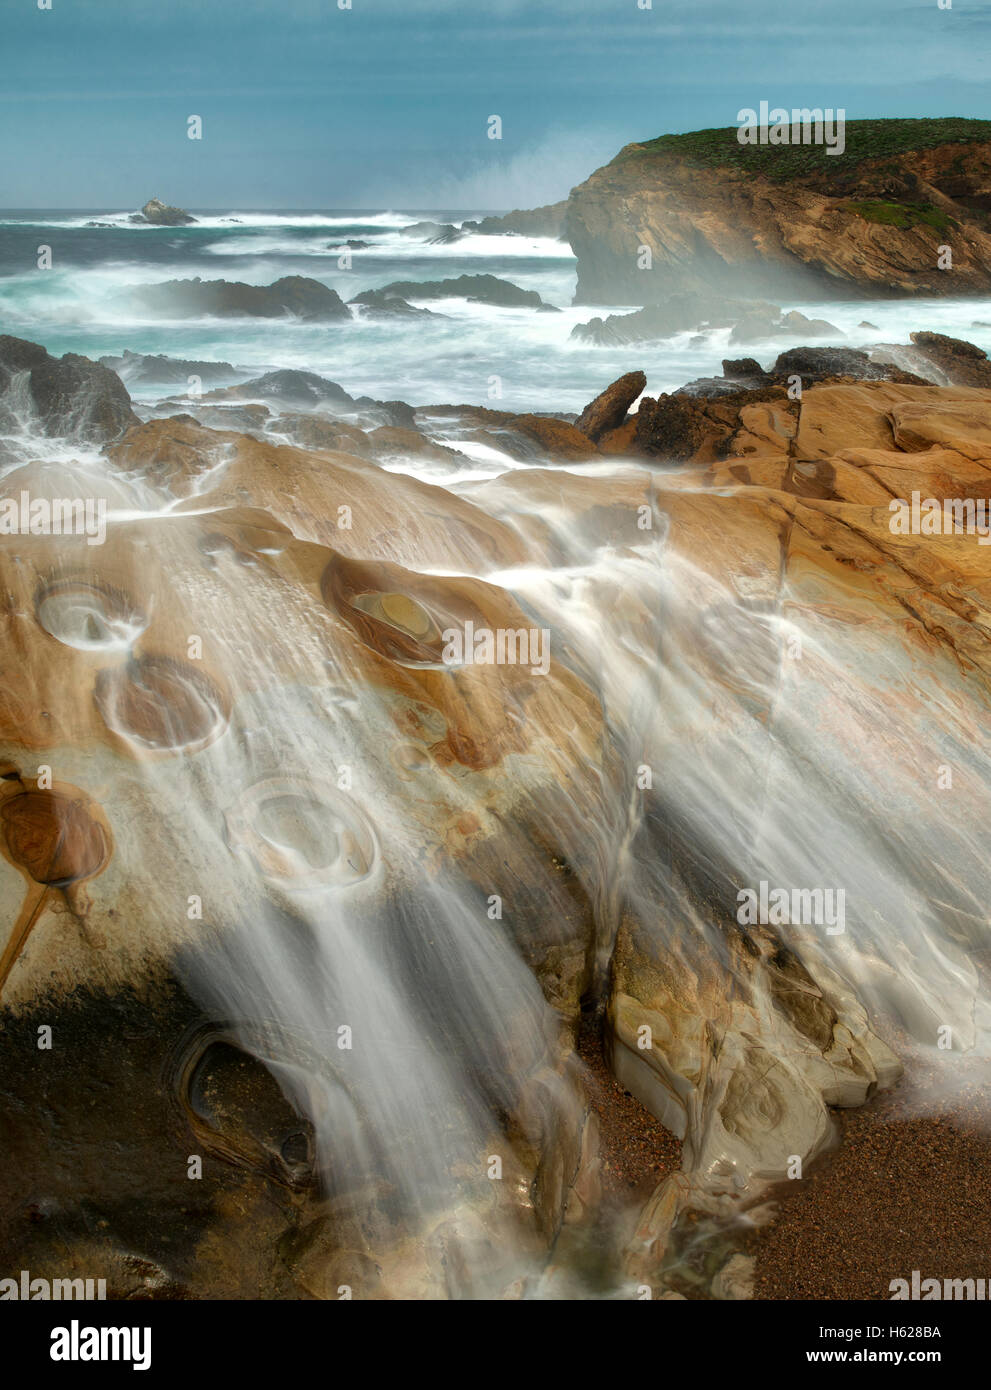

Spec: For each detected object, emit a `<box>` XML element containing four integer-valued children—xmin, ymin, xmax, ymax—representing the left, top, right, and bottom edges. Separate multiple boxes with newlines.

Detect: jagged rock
<box><xmin>123</xmin><ymin>276</ymin><xmax>351</xmax><ymax>321</ymax></box>
<box><xmin>907</xmin><ymin>331</ymin><xmax>991</xmax><ymax>387</ymax></box>
<box><xmin>575</xmin><ymin>371</ymin><xmax>646</xmax><ymax>441</ymax></box>
<box><xmin>635</xmin><ymin>387</ymin><xmax>787</xmax><ymax>462</ymax></box>
<box><xmin>0</xmin><ymin>336</ymin><xmax>138</xmax><ymax>444</ymax></box>
<box><xmin>398</xmin><ymin>220</ymin><xmax>463</xmax><ymax>243</ymax></box>
<box><xmin>132</xmin><ymin>197</ymin><xmax>195</xmax><ymax>226</ymax></box>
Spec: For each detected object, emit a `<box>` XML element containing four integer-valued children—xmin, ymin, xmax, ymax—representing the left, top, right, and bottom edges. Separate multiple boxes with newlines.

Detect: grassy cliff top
<box><xmin>626</xmin><ymin>118</ymin><xmax>991</xmax><ymax>181</ymax></box>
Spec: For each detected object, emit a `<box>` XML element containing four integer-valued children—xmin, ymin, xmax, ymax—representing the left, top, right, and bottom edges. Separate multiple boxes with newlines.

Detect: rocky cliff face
<box><xmin>566</xmin><ymin>119</ymin><xmax>991</xmax><ymax>305</ymax></box>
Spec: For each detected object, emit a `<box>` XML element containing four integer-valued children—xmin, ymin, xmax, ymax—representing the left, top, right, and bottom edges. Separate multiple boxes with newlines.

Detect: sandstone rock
<box><xmin>575</xmin><ymin>371</ymin><xmax>647</xmax><ymax>441</ymax></box>
<box><xmin>366</xmin><ymin>425</ymin><xmax>465</xmax><ymax>466</ymax></box>
<box><xmin>272</xmin><ymin>413</ymin><xmax>373</xmax><ymax>457</ymax></box>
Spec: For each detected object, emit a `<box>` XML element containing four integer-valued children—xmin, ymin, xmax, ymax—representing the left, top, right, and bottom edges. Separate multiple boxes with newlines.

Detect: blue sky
<box><xmin>2</xmin><ymin>0</ymin><xmax>989</xmax><ymax>209</ymax></box>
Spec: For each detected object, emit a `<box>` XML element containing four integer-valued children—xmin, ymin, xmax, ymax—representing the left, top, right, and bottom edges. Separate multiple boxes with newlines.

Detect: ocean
<box><xmin>3</xmin><ymin>207</ymin><xmax>991</xmax><ymax>419</ymax></box>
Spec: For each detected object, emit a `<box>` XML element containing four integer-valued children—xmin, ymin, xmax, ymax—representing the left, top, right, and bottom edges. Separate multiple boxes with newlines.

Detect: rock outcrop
<box><xmin>575</xmin><ymin>370</ymin><xmax>646</xmax><ymax>441</ymax></box>
<box><xmin>462</xmin><ymin>201</ymin><xmax>567</xmax><ymax>240</ymax></box>
<box><xmin>123</xmin><ymin>276</ymin><xmax>351</xmax><ymax>321</ymax></box>
<box><xmin>571</xmin><ymin>295</ymin><xmax>839</xmax><ymax>346</ymax></box>
<box><xmin>4</xmin><ymin>331</ymin><xmax>991</xmax><ymax>1298</ymax></box>
<box><xmin>98</xmin><ymin>350</ymin><xmax>239</xmax><ymax>386</ymax></box>
<box><xmin>565</xmin><ymin>118</ymin><xmax>991</xmax><ymax>304</ymax></box>
<box><xmin>0</xmin><ymin>335</ymin><xmax>139</xmax><ymax>444</ymax></box>
<box><xmin>132</xmin><ymin>197</ymin><xmax>196</xmax><ymax>226</ymax></box>
<box><xmin>349</xmin><ymin>288</ymin><xmax>437</xmax><ymax>318</ymax></box>
<box><xmin>369</xmin><ymin>274</ymin><xmax>556</xmax><ymax>311</ymax></box>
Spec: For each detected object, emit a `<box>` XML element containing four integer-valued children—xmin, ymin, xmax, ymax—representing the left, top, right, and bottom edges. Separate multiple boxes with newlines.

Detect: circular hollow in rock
<box><xmin>94</xmin><ymin>656</ymin><xmax>229</xmax><ymax>754</ymax></box>
<box><xmin>36</xmin><ymin>579</ymin><xmax>147</xmax><ymax>653</ymax></box>
<box><xmin>320</xmin><ymin>557</ymin><xmax>457</xmax><ymax>668</ymax></box>
<box><xmin>226</xmin><ymin>777</ymin><xmax>377</xmax><ymax>890</ymax></box>
<box><xmin>170</xmin><ymin>1025</ymin><xmax>316</xmax><ymax>1192</ymax></box>
<box><xmin>0</xmin><ymin>788</ymin><xmax>111</xmax><ymax>888</ymax></box>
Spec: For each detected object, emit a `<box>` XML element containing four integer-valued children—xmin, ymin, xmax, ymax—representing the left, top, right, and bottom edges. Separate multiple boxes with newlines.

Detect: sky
<box><xmin>2</xmin><ymin>0</ymin><xmax>990</xmax><ymax>210</ymax></box>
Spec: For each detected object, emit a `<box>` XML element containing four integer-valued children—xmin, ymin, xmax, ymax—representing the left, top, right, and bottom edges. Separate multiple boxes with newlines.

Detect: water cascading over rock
<box><xmin>1</xmin><ymin>340</ymin><xmax>990</xmax><ymax>1298</ymax></box>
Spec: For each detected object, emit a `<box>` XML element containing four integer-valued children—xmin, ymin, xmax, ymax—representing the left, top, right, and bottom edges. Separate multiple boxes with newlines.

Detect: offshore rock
<box><xmin>123</xmin><ymin>276</ymin><xmax>351</xmax><ymax>321</ymax></box>
<box><xmin>0</xmin><ymin>335</ymin><xmax>139</xmax><ymax>444</ymax></box>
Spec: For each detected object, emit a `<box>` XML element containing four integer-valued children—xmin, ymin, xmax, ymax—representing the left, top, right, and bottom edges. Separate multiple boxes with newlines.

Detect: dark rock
<box><xmin>371</xmin><ymin>274</ymin><xmax>555</xmax><ymax>311</ymax></box>
<box><xmin>722</xmin><ymin>357</ymin><xmax>768</xmax><ymax>382</ymax></box>
<box><xmin>398</xmin><ymin>221</ymin><xmax>463</xmax><ymax>244</ymax></box>
<box><xmin>730</xmin><ymin>308</ymin><xmax>839</xmax><ymax>344</ymax></box>
<box><xmin>907</xmin><ymin>331</ymin><xmax>991</xmax><ymax>388</ymax></box>
<box><xmin>771</xmin><ymin>346</ymin><xmax>893</xmax><ymax>383</ymax></box>
<box><xmin>468</xmin><ymin>202</ymin><xmax>568</xmax><ymax>239</ymax></box>
<box><xmin>202</xmin><ymin>369</ymin><xmax>355</xmax><ymax>408</ymax></box>
<box><xmin>0</xmin><ymin>335</ymin><xmax>139</xmax><ymax>444</ymax></box>
<box><xmin>572</xmin><ymin>296</ymin><xmax>839</xmax><ymax>346</ymax></box>
<box><xmin>124</xmin><ymin>276</ymin><xmax>351</xmax><ymax>321</ymax></box>
<box><xmin>575</xmin><ymin>371</ymin><xmax>647</xmax><ymax>441</ymax></box>
<box><xmin>635</xmin><ymin>393</ymin><xmax>728</xmax><ymax>461</ymax></box>
<box><xmin>98</xmin><ymin>351</ymin><xmax>239</xmax><ymax>386</ymax></box>
<box><xmin>349</xmin><ymin>289</ymin><xmax>437</xmax><ymax>318</ymax></box>
<box><xmin>134</xmin><ymin>197</ymin><xmax>196</xmax><ymax>227</ymax></box>
<box><xmin>570</xmin><ymin>295</ymin><xmax>726</xmax><ymax>345</ymax></box>
<box><xmin>354</xmin><ymin>397</ymin><xmax>417</xmax><ymax>429</ymax></box>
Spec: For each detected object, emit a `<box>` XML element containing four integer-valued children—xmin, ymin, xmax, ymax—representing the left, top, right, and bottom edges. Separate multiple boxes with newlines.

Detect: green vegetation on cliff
<box><xmin>628</xmin><ymin>117</ymin><xmax>991</xmax><ymax>181</ymax></box>
<box><xmin>844</xmin><ymin>199</ymin><xmax>954</xmax><ymax>233</ymax></box>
